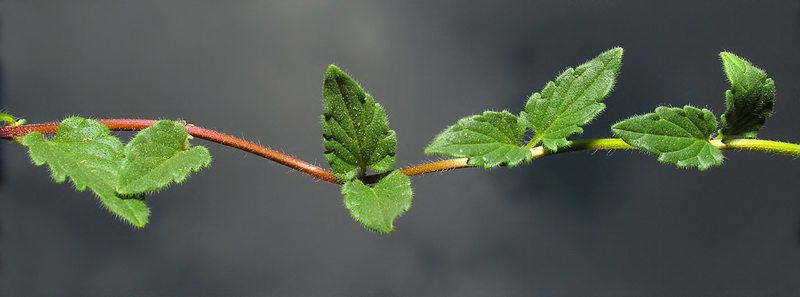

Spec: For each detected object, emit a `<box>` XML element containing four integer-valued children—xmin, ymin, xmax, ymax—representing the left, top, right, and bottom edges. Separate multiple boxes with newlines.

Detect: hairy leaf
<box><xmin>0</xmin><ymin>113</ymin><xmax>26</xmax><ymax>126</ymax></box>
<box><xmin>117</xmin><ymin>121</ymin><xmax>211</xmax><ymax>195</ymax></box>
<box><xmin>322</xmin><ymin>65</ymin><xmax>397</xmax><ymax>181</ymax></box>
<box><xmin>425</xmin><ymin>111</ymin><xmax>530</xmax><ymax>168</ymax></box>
<box><xmin>612</xmin><ymin>106</ymin><xmax>723</xmax><ymax>170</ymax></box>
<box><xmin>20</xmin><ymin>117</ymin><xmax>150</xmax><ymax>227</ymax></box>
<box><xmin>718</xmin><ymin>52</ymin><xmax>775</xmax><ymax>138</ymax></box>
<box><xmin>521</xmin><ymin>48</ymin><xmax>623</xmax><ymax>151</ymax></box>
<box><xmin>342</xmin><ymin>171</ymin><xmax>412</xmax><ymax>234</ymax></box>
<box><xmin>0</xmin><ymin>113</ymin><xmax>13</xmax><ymax>124</ymax></box>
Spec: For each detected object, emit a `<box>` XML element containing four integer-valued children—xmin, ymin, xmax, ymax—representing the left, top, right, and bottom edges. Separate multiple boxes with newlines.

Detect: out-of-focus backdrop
<box><xmin>1</xmin><ymin>1</ymin><xmax>799</xmax><ymax>296</ymax></box>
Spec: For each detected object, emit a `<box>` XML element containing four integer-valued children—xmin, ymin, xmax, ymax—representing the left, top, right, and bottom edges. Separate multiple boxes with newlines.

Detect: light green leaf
<box><xmin>342</xmin><ymin>170</ymin><xmax>413</xmax><ymax>234</ymax></box>
<box><xmin>611</xmin><ymin>106</ymin><xmax>723</xmax><ymax>170</ymax></box>
<box><xmin>718</xmin><ymin>52</ymin><xmax>775</xmax><ymax>138</ymax></box>
<box><xmin>321</xmin><ymin>65</ymin><xmax>397</xmax><ymax>181</ymax></box>
<box><xmin>117</xmin><ymin>120</ymin><xmax>211</xmax><ymax>195</ymax></box>
<box><xmin>20</xmin><ymin>117</ymin><xmax>150</xmax><ymax>227</ymax></box>
<box><xmin>0</xmin><ymin>113</ymin><xmax>13</xmax><ymax>124</ymax></box>
<box><xmin>521</xmin><ymin>48</ymin><xmax>623</xmax><ymax>151</ymax></box>
<box><xmin>0</xmin><ymin>113</ymin><xmax>26</xmax><ymax>126</ymax></box>
<box><xmin>425</xmin><ymin>111</ymin><xmax>530</xmax><ymax>168</ymax></box>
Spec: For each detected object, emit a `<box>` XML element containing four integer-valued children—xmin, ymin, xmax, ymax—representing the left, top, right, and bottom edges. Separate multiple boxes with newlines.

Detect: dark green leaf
<box><xmin>612</xmin><ymin>106</ymin><xmax>723</xmax><ymax>170</ymax></box>
<box><xmin>718</xmin><ymin>52</ymin><xmax>775</xmax><ymax>138</ymax></box>
<box><xmin>20</xmin><ymin>117</ymin><xmax>150</xmax><ymax>227</ymax></box>
<box><xmin>321</xmin><ymin>65</ymin><xmax>397</xmax><ymax>181</ymax></box>
<box><xmin>425</xmin><ymin>111</ymin><xmax>530</xmax><ymax>168</ymax></box>
<box><xmin>521</xmin><ymin>48</ymin><xmax>623</xmax><ymax>151</ymax></box>
<box><xmin>117</xmin><ymin>120</ymin><xmax>211</xmax><ymax>195</ymax></box>
<box><xmin>342</xmin><ymin>171</ymin><xmax>412</xmax><ymax>234</ymax></box>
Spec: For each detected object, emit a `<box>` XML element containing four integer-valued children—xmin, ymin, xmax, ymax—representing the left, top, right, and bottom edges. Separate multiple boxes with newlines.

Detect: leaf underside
<box><xmin>342</xmin><ymin>171</ymin><xmax>413</xmax><ymax>234</ymax></box>
<box><xmin>425</xmin><ymin>111</ymin><xmax>530</xmax><ymax>168</ymax></box>
<box><xmin>522</xmin><ymin>47</ymin><xmax>623</xmax><ymax>151</ymax></box>
<box><xmin>21</xmin><ymin>117</ymin><xmax>150</xmax><ymax>227</ymax></box>
<box><xmin>718</xmin><ymin>52</ymin><xmax>775</xmax><ymax>139</ymax></box>
<box><xmin>321</xmin><ymin>65</ymin><xmax>397</xmax><ymax>181</ymax></box>
<box><xmin>117</xmin><ymin>121</ymin><xmax>211</xmax><ymax>194</ymax></box>
<box><xmin>612</xmin><ymin>106</ymin><xmax>723</xmax><ymax>170</ymax></box>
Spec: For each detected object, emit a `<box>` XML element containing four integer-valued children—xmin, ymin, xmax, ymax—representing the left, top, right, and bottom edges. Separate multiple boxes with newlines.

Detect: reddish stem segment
<box><xmin>0</xmin><ymin>119</ymin><xmax>342</xmax><ymax>184</ymax></box>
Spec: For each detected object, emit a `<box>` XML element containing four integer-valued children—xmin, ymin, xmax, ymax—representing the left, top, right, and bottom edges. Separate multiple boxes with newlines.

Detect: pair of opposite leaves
<box><xmin>21</xmin><ymin>118</ymin><xmax>211</xmax><ymax>227</ymax></box>
<box><xmin>611</xmin><ymin>52</ymin><xmax>774</xmax><ymax>170</ymax></box>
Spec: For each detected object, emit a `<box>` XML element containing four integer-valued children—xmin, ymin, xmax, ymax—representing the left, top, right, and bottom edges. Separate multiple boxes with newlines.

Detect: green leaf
<box><xmin>342</xmin><ymin>171</ymin><xmax>413</xmax><ymax>234</ymax></box>
<box><xmin>611</xmin><ymin>106</ymin><xmax>723</xmax><ymax>170</ymax></box>
<box><xmin>321</xmin><ymin>65</ymin><xmax>397</xmax><ymax>181</ymax></box>
<box><xmin>20</xmin><ymin>117</ymin><xmax>150</xmax><ymax>227</ymax></box>
<box><xmin>117</xmin><ymin>120</ymin><xmax>211</xmax><ymax>195</ymax></box>
<box><xmin>718</xmin><ymin>52</ymin><xmax>775</xmax><ymax>138</ymax></box>
<box><xmin>0</xmin><ymin>113</ymin><xmax>13</xmax><ymax>124</ymax></box>
<box><xmin>521</xmin><ymin>48</ymin><xmax>623</xmax><ymax>151</ymax></box>
<box><xmin>425</xmin><ymin>111</ymin><xmax>530</xmax><ymax>168</ymax></box>
<box><xmin>0</xmin><ymin>113</ymin><xmax>26</xmax><ymax>126</ymax></box>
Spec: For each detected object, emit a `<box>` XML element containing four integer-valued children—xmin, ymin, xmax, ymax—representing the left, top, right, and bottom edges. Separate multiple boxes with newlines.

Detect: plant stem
<box><xmin>712</xmin><ymin>138</ymin><xmax>800</xmax><ymax>156</ymax></box>
<box><xmin>387</xmin><ymin>138</ymin><xmax>635</xmax><ymax>180</ymax></box>
<box><xmin>0</xmin><ymin>119</ymin><xmax>341</xmax><ymax>184</ymax></box>
<box><xmin>524</xmin><ymin>134</ymin><xmax>543</xmax><ymax>149</ymax></box>
<box><xmin>3</xmin><ymin>120</ymin><xmax>799</xmax><ymax>186</ymax></box>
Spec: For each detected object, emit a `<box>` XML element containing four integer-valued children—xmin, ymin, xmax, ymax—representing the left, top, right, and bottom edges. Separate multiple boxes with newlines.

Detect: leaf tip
<box><xmin>326</xmin><ymin>64</ymin><xmax>346</xmax><ymax>78</ymax></box>
<box><xmin>607</xmin><ymin>47</ymin><xmax>624</xmax><ymax>57</ymax></box>
<box><xmin>600</xmin><ymin>47</ymin><xmax>624</xmax><ymax>66</ymax></box>
<box><xmin>719</xmin><ymin>51</ymin><xmax>742</xmax><ymax>65</ymax></box>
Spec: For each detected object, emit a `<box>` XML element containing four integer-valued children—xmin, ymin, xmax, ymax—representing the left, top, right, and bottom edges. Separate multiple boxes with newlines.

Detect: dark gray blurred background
<box><xmin>1</xmin><ymin>1</ymin><xmax>799</xmax><ymax>296</ymax></box>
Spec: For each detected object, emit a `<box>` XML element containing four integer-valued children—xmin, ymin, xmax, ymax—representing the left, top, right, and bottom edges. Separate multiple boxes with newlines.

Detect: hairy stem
<box><xmin>713</xmin><ymin>138</ymin><xmax>800</xmax><ymax>156</ymax></box>
<box><xmin>375</xmin><ymin>139</ymin><xmax>634</xmax><ymax>182</ymax></box>
<box><xmin>0</xmin><ymin>119</ymin><xmax>341</xmax><ymax>184</ymax></box>
<box><xmin>3</xmin><ymin>120</ymin><xmax>799</xmax><ymax>186</ymax></box>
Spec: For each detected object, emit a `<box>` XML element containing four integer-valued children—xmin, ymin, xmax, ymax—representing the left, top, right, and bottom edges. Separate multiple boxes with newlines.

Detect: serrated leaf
<box><xmin>20</xmin><ymin>117</ymin><xmax>150</xmax><ymax>227</ymax></box>
<box><xmin>611</xmin><ymin>106</ymin><xmax>723</xmax><ymax>170</ymax></box>
<box><xmin>321</xmin><ymin>65</ymin><xmax>397</xmax><ymax>181</ymax></box>
<box><xmin>425</xmin><ymin>111</ymin><xmax>530</xmax><ymax>168</ymax></box>
<box><xmin>521</xmin><ymin>48</ymin><xmax>623</xmax><ymax>151</ymax></box>
<box><xmin>117</xmin><ymin>120</ymin><xmax>211</xmax><ymax>195</ymax></box>
<box><xmin>342</xmin><ymin>170</ymin><xmax>412</xmax><ymax>234</ymax></box>
<box><xmin>718</xmin><ymin>52</ymin><xmax>775</xmax><ymax>139</ymax></box>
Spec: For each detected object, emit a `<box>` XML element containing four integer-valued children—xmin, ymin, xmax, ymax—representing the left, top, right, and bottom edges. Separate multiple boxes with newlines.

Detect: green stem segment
<box><xmin>713</xmin><ymin>138</ymin><xmax>800</xmax><ymax>156</ymax></box>
<box><xmin>395</xmin><ymin>138</ymin><xmax>635</xmax><ymax>180</ymax></box>
<box><xmin>392</xmin><ymin>138</ymin><xmax>800</xmax><ymax>179</ymax></box>
<box><xmin>2</xmin><ymin>121</ymin><xmax>799</xmax><ymax>185</ymax></box>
